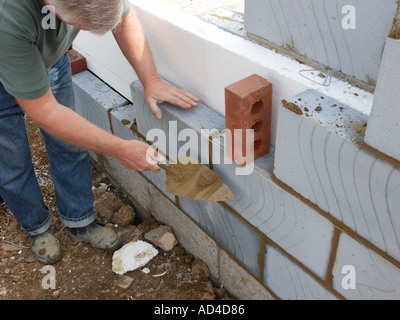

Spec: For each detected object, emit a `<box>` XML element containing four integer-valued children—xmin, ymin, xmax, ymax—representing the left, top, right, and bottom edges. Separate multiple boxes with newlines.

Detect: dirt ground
<box><xmin>0</xmin><ymin>116</ymin><xmax>234</xmax><ymax>301</ymax></box>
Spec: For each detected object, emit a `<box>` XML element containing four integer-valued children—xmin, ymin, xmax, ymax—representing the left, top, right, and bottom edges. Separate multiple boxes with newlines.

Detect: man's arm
<box><xmin>16</xmin><ymin>89</ymin><xmax>162</xmax><ymax>173</ymax></box>
<box><xmin>112</xmin><ymin>8</ymin><xmax>199</xmax><ymax>120</ymax></box>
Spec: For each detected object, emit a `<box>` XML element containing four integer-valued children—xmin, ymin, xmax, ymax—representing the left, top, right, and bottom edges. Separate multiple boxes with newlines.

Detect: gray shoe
<box><xmin>30</xmin><ymin>230</ymin><xmax>62</xmax><ymax>264</ymax></box>
<box><xmin>67</xmin><ymin>221</ymin><xmax>121</xmax><ymax>252</ymax></box>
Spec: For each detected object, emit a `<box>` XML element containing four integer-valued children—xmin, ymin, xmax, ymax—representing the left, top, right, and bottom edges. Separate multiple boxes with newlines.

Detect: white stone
<box><xmin>112</xmin><ymin>240</ymin><xmax>158</xmax><ymax>275</ymax></box>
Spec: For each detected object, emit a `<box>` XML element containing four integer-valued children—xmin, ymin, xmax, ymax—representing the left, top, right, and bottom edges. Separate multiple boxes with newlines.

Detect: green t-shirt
<box><xmin>0</xmin><ymin>0</ymin><xmax>131</xmax><ymax>100</ymax></box>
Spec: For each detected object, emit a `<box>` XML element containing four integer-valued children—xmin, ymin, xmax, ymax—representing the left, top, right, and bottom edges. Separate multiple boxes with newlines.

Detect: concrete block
<box><xmin>212</xmin><ymin>155</ymin><xmax>334</xmax><ymax>280</ymax></box>
<box><xmin>264</xmin><ymin>245</ymin><xmax>339</xmax><ymax>300</ymax></box>
<box><xmin>130</xmin><ymin>81</ymin><xmax>219</xmax><ymax>201</ymax></box>
<box><xmin>333</xmin><ymin>233</ymin><xmax>400</xmax><ymax>300</ymax></box>
<box><xmin>179</xmin><ymin>197</ymin><xmax>262</xmax><ymax>278</ymax></box>
<box><xmin>365</xmin><ymin>36</ymin><xmax>400</xmax><ymax>162</ymax></box>
<box><xmin>245</xmin><ymin>0</ymin><xmax>398</xmax><ymax>85</ymax></box>
<box><xmin>72</xmin><ymin>71</ymin><xmax>127</xmax><ymax>132</ymax></box>
<box><xmin>109</xmin><ymin>104</ymin><xmax>137</xmax><ymax>140</ymax></box>
<box><xmin>274</xmin><ymin>89</ymin><xmax>400</xmax><ymax>261</ymax></box>
<box><xmin>219</xmin><ymin>250</ymin><xmax>275</xmax><ymax>300</ymax></box>
<box><xmin>225</xmin><ymin>74</ymin><xmax>272</xmax><ymax>165</ymax></box>
<box><xmin>130</xmin><ymin>80</ymin><xmax>223</xmax><ymax>165</ymax></box>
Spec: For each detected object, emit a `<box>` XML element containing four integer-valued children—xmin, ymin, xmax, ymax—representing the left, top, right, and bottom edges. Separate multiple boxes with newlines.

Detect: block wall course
<box><xmin>130</xmin><ymin>80</ymin><xmax>336</xmax><ymax>285</ymax></box>
<box><xmin>73</xmin><ymin>65</ymin><xmax>400</xmax><ymax>300</ymax></box>
<box><xmin>73</xmin><ymin>72</ymin><xmax>275</xmax><ymax>299</ymax></box>
<box><xmin>179</xmin><ymin>197</ymin><xmax>263</xmax><ymax>278</ymax></box>
<box><xmin>264</xmin><ymin>245</ymin><xmax>339</xmax><ymax>300</ymax></box>
<box><xmin>211</xmin><ymin>158</ymin><xmax>334</xmax><ymax>280</ymax></box>
<box><xmin>274</xmin><ymin>89</ymin><xmax>400</xmax><ymax>263</ymax></box>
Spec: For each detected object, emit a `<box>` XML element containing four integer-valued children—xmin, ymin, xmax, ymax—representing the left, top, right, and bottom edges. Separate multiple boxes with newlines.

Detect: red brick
<box><xmin>68</xmin><ymin>49</ymin><xmax>87</xmax><ymax>75</ymax></box>
<box><xmin>225</xmin><ymin>74</ymin><xmax>272</xmax><ymax>166</ymax></box>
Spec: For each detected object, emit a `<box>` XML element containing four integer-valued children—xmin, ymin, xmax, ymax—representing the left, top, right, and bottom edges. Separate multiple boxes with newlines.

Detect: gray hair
<box><xmin>49</xmin><ymin>0</ymin><xmax>125</xmax><ymax>34</ymax></box>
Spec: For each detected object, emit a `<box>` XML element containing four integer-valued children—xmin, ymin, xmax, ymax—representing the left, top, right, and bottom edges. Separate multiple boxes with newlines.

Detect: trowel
<box><xmin>158</xmin><ymin>156</ymin><xmax>235</xmax><ymax>202</ymax></box>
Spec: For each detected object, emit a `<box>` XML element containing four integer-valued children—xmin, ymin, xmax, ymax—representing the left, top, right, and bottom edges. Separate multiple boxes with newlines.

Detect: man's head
<box><xmin>46</xmin><ymin>0</ymin><xmax>125</xmax><ymax>34</ymax></box>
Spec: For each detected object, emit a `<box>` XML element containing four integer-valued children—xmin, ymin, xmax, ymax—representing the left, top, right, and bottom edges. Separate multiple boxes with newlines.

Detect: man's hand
<box><xmin>118</xmin><ymin>140</ymin><xmax>165</xmax><ymax>173</ymax></box>
<box><xmin>113</xmin><ymin>9</ymin><xmax>200</xmax><ymax>121</ymax></box>
<box><xmin>144</xmin><ymin>78</ymin><xmax>199</xmax><ymax>120</ymax></box>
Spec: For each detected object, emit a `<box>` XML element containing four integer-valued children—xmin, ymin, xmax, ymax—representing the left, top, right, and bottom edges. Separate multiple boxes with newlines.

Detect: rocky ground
<box><xmin>0</xmin><ymin>116</ymin><xmax>234</xmax><ymax>301</ymax></box>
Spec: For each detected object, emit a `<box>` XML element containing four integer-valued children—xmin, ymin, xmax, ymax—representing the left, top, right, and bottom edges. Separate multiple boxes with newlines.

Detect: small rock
<box><xmin>117</xmin><ymin>225</ymin><xmax>142</xmax><ymax>245</ymax></box>
<box><xmin>0</xmin><ymin>287</ymin><xmax>7</xmax><ymax>296</ymax></box>
<box><xmin>52</xmin><ymin>289</ymin><xmax>61</xmax><ymax>298</ymax></box>
<box><xmin>0</xmin><ymin>259</ymin><xmax>7</xmax><ymax>267</ymax></box>
<box><xmin>115</xmin><ymin>275</ymin><xmax>134</xmax><ymax>289</ymax></box>
<box><xmin>24</xmin><ymin>253</ymin><xmax>37</xmax><ymax>263</ymax></box>
<box><xmin>93</xmin><ymin>201</ymin><xmax>114</xmax><ymax>223</ymax></box>
<box><xmin>177</xmin><ymin>281</ymin><xmax>215</xmax><ymax>300</ymax></box>
<box><xmin>92</xmin><ymin>183</ymin><xmax>109</xmax><ymax>192</ymax></box>
<box><xmin>214</xmin><ymin>287</ymin><xmax>231</xmax><ymax>300</ymax></box>
<box><xmin>141</xmin><ymin>267</ymin><xmax>151</xmax><ymax>274</ymax></box>
<box><xmin>94</xmin><ymin>192</ymin><xmax>124</xmax><ymax>223</ymax></box>
<box><xmin>100</xmin><ymin>192</ymin><xmax>123</xmax><ymax>211</ymax></box>
<box><xmin>112</xmin><ymin>205</ymin><xmax>135</xmax><ymax>227</ymax></box>
<box><xmin>191</xmin><ymin>259</ymin><xmax>210</xmax><ymax>281</ymax></box>
<box><xmin>144</xmin><ymin>226</ymin><xmax>178</xmax><ymax>252</ymax></box>
<box><xmin>172</xmin><ymin>246</ymin><xmax>186</xmax><ymax>256</ymax></box>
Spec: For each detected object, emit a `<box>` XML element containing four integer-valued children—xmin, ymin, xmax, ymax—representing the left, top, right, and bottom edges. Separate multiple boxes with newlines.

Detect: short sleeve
<box><xmin>0</xmin><ymin>31</ymin><xmax>49</xmax><ymax>100</ymax></box>
<box><xmin>122</xmin><ymin>0</ymin><xmax>131</xmax><ymax>18</ymax></box>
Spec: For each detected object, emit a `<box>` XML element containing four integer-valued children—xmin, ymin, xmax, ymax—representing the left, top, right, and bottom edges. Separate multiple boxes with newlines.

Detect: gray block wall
<box><xmin>72</xmin><ymin>69</ymin><xmax>400</xmax><ymax>300</ymax></box>
<box><xmin>72</xmin><ymin>71</ymin><xmax>274</xmax><ymax>300</ymax></box>
<box><xmin>244</xmin><ymin>0</ymin><xmax>399</xmax><ymax>89</ymax></box>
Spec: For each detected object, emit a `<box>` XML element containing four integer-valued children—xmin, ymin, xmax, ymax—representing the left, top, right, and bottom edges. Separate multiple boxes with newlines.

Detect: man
<box><xmin>0</xmin><ymin>0</ymin><xmax>199</xmax><ymax>264</ymax></box>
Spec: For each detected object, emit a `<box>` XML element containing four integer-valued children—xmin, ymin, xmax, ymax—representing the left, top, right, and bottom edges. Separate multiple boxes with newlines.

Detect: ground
<box><xmin>0</xmin><ymin>116</ymin><xmax>234</xmax><ymax>301</ymax></box>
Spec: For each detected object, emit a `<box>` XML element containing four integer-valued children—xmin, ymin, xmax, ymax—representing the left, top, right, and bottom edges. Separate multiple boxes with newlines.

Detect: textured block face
<box><xmin>225</xmin><ymin>74</ymin><xmax>272</xmax><ymax>165</ymax></box>
<box><xmin>68</xmin><ymin>49</ymin><xmax>87</xmax><ymax>75</ymax></box>
<box><xmin>274</xmin><ymin>89</ymin><xmax>400</xmax><ymax>261</ymax></box>
<box><xmin>365</xmin><ymin>37</ymin><xmax>400</xmax><ymax>162</ymax></box>
<box><xmin>245</xmin><ymin>0</ymin><xmax>398</xmax><ymax>85</ymax></box>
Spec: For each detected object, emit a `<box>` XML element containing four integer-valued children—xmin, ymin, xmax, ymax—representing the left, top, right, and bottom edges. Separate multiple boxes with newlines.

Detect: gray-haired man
<box><xmin>0</xmin><ymin>0</ymin><xmax>199</xmax><ymax>264</ymax></box>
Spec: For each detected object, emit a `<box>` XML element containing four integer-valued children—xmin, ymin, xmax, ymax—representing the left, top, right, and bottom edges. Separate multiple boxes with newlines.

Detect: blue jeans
<box><xmin>0</xmin><ymin>53</ymin><xmax>95</xmax><ymax>236</ymax></box>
